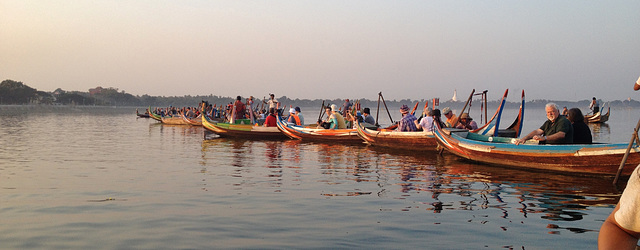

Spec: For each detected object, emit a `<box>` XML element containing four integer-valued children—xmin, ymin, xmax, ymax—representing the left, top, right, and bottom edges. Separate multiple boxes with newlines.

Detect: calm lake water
<box><xmin>1</xmin><ymin>105</ymin><xmax>639</xmax><ymax>249</ymax></box>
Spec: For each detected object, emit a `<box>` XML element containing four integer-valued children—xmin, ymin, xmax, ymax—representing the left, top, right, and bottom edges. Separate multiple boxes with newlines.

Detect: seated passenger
<box><xmin>328</xmin><ymin>104</ymin><xmax>346</xmax><ymax>129</ymax></box>
<box><xmin>362</xmin><ymin>107</ymin><xmax>376</xmax><ymax>125</ymax></box>
<box><xmin>567</xmin><ymin>108</ymin><xmax>592</xmax><ymax>144</ymax></box>
<box><xmin>287</xmin><ymin>108</ymin><xmax>301</xmax><ymax>125</ymax></box>
<box><xmin>515</xmin><ymin>103</ymin><xmax>573</xmax><ymax>145</ymax></box>
<box><xmin>455</xmin><ymin>113</ymin><xmax>478</xmax><ymax>130</ymax></box>
<box><xmin>416</xmin><ymin>109</ymin><xmax>444</xmax><ymax>132</ymax></box>
<box><xmin>294</xmin><ymin>107</ymin><xmax>304</xmax><ymax>125</ymax></box>
<box><xmin>397</xmin><ymin>104</ymin><xmax>418</xmax><ymax>132</ymax></box>
<box><xmin>263</xmin><ymin>108</ymin><xmax>277</xmax><ymax>127</ymax></box>
<box><xmin>317</xmin><ymin>106</ymin><xmax>332</xmax><ymax>129</ymax></box>
<box><xmin>442</xmin><ymin>107</ymin><xmax>459</xmax><ymax>128</ymax></box>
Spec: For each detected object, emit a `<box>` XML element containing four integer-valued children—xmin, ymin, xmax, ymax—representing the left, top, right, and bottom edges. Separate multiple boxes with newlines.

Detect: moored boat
<box><xmin>276</xmin><ymin>115</ymin><xmax>361</xmax><ymax>143</ymax></box>
<box><xmin>182</xmin><ymin>113</ymin><xmax>203</xmax><ymax>126</ymax></box>
<box><xmin>136</xmin><ymin>108</ymin><xmax>150</xmax><ymax>118</ymax></box>
<box><xmin>148</xmin><ymin>107</ymin><xmax>163</xmax><ymax>122</ymax></box>
<box><xmin>467</xmin><ymin>89</ymin><xmax>524</xmax><ymax>138</ymax></box>
<box><xmin>161</xmin><ymin>115</ymin><xmax>188</xmax><ymax>125</ymax></box>
<box><xmin>202</xmin><ymin>114</ymin><xmax>288</xmax><ymax>140</ymax></box>
<box><xmin>433</xmin><ymin>124</ymin><xmax>640</xmax><ymax>176</ymax></box>
<box><xmin>355</xmin><ymin>119</ymin><xmax>438</xmax><ymax>150</ymax></box>
<box><xmin>355</xmin><ymin>89</ymin><xmax>523</xmax><ymax>151</ymax></box>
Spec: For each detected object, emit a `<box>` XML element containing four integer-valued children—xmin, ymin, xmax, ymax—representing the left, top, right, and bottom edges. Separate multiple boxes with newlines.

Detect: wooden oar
<box><xmin>460</xmin><ymin>89</ymin><xmax>476</xmax><ymax>116</ymax></box>
<box><xmin>378</xmin><ymin>92</ymin><xmax>394</xmax><ymax>124</ymax></box>
<box><xmin>417</xmin><ymin>101</ymin><xmax>429</xmax><ymax>121</ymax></box>
<box><xmin>613</xmin><ymin>80</ymin><xmax>640</xmax><ymax>185</ymax></box>
<box><xmin>318</xmin><ymin>100</ymin><xmax>325</xmax><ymax>121</ymax></box>
<box><xmin>410</xmin><ymin>101</ymin><xmax>419</xmax><ymax>116</ymax></box>
<box><xmin>247</xmin><ymin>99</ymin><xmax>255</xmax><ymax>124</ymax></box>
<box><xmin>230</xmin><ymin>101</ymin><xmax>237</xmax><ymax>124</ymax></box>
<box><xmin>375</xmin><ymin>93</ymin><xmax>382</xmax><ymax>127</ymax></box>
<box><xmin>423</xmin><ymin>101</ymin><xmax>429</xmax><ymax>114</ymax></box>
<box><xmin>613</xmin><ymin>117</ymin><xmax>640</xmax><ymax>185</ymax></box>
<box><xmin>451</xmin><ymin>89</ymin><xmax>475</xmax><ymax>128</ymax></box>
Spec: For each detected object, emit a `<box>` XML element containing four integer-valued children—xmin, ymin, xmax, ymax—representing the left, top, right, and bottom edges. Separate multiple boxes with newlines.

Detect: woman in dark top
<box><xmin>567</xmin><ymin>108</ymin><xmax>592</xmax><ymax>144</ymax></box>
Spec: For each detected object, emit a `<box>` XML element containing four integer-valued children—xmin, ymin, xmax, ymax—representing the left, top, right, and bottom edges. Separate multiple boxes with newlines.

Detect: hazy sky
<box><xmin>1</xmin><ymin>0</ymin><xmax>639</xmax><ymax>102</ymax></box>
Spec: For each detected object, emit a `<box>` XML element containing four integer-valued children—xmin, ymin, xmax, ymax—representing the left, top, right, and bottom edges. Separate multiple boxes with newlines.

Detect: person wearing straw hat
<box><xmin>397</xmin><ymin>104</ymin><xmax>418</xmax><ymax>132</ymax></box>
<box><xmin>455</xmin><ymin>113</ymin><xmax>478</xmax><ymax>130</ymax></box>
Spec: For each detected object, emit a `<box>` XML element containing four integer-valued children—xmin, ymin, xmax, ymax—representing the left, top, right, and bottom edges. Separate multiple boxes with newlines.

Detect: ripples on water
<box><xmin>0</xmin><ymin>106</ymin><xmax>634</xmax><ymax>249</ymax></box>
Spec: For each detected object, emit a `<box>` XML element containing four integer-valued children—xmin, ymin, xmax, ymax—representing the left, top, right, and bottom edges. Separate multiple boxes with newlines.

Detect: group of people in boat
<box><xmin>390</xmin><ymin>100</ymin><xmax>594</xmax><ymax>146</ymax></box>
<box><xmin>199</xmin><ymin>94</ymin><xmax>283</xmax><ymax>126</ymax></box>
<box><xmin>159</xmin><ymin>97</ymin><xmax>595</xmax><ymax>146</ymax></box>
<box><xmin>312</xmin><ymin>99</ymin><xmax>383</xmax><ymax>130</ymax></box>
<box><xmin>383</xmin><ymin>100</ymin><xmax>594</xmax><ymax>144</ymax></box>
<box><xmin>198</xmin><ymin>95</ymin><xmax>598</xmax><ymax>146</ymax></box>
<box><xmin>154</xmin><ymin>106</ymin><xmax>202</xmax><ymax>118</ymax></box>
<box><xmin>202</xmin><ymin>93</ymin><xmax>307</xmax><ymax>128</ymax></box>
<box><xmin>392</xmin><ymin>104</ymin><xmax>477</xmax><ymax>133</ymax></box>
<box><xmin>516</xmin><ymin>102</ymin><xmax>592</xmax><ymax>145</ymax></box>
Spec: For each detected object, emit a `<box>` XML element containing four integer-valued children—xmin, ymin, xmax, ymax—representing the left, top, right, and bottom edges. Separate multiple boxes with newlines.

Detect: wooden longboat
<box><xmin>355</xmin><ymin>119</ymin><xmax>438</xmax><ymax>150</ymax></box>
<box><xmin>149</xmin><ymin>107</ymin><xmax>163</xmax><ymax>122</ymax></box>
<box><xmin>585</xmin><ymin>105</ymin><xmax>610</xmax><ymax>123</ymax></box>
<box><xmin>501</xmin><ymin>90</ymin><xmax>525</xmax><ymax>138</ymax></box>
<box><xmin>276</xmin><ymin>115</ymin><xmax>361</xmax><ymax>143</ymax></box>
<box><xmin>355</xmin><ymin>89</ymin><xmax>524</xmax><ymax>151</ymax></box>
<box><xmin>136</xmin><ymin>108</ymin><xmax>150</xmax><ymax>118</ymax></box>
<box><xmin>161</xmin><ymin>115</ymin><xmax>188</xmax><ymax>125</ymax></box>
<box><xmin>182</xmin><ymin>113</ymin><xmax>203</xmax><ymax>126</ymax></box>
<box><xmin>469</xmin><ymin>89</ymin><xmax>524</xmax><ymax>138</ymax></box>
<box><xmin>432</xmin><ymin>124</ymin><xmax>640</xmax><ymax>176</ymax></box>
<box><xmin>202</xmin><ymin>114</ymin><xmax>288</xmax><ymax>140</ymax></box>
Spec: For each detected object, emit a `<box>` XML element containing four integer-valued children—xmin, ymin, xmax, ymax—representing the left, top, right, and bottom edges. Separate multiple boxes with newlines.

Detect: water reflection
<box><xmin>442</xmin><ymin>160</ymin><xmax>620</xmax><ymax>234</ymax></box>
<box><xmin>197</xmin><ymin>133</ymin><xmax>625</xmax><ymax>239</ymax></box>
<box><xmin>156</xmin><ymin>123</ymin><xmax>203</xmax><ymax>141</ymax></box>
<box><xmin>589</xmin><ymin>123</ymin><xmax>610</xmax><ymax>142</ymax></box>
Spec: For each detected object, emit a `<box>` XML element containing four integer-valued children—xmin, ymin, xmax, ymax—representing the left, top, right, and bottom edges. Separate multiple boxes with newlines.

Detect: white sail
<box><xmin>451</xmin><ymin>89</ymin><xmax>458</xmax><ymax>102</ymax></box>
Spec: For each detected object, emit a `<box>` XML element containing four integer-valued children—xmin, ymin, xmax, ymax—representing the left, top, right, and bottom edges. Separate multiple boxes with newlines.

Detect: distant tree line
<box><xmin>2</xmin><ymin>79</ymin><xmax>640</xmax><ymax>110</ymax></box>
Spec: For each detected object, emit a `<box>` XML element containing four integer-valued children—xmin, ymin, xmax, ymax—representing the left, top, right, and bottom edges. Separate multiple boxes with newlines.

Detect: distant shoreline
<box><xmin>1</xmin><ymin>99</ymin><xmax>638</xmax><ymax>110</ymax></box>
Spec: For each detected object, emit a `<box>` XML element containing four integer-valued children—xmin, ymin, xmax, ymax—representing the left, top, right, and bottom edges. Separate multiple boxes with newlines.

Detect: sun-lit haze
<box><xmin>1</xmin><ymin>0</ymin><xmax>639</xmax><ymax>101</ymax></box>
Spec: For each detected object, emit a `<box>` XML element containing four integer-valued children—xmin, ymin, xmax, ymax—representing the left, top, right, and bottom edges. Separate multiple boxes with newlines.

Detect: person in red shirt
<box><xmin>264</xmin><ymin>108</ymin><xmax>277</xmax><ymax>127</ymax></box>
<box><xmin>234</xmin><ymin>96</ymin><xmax>246</xmax><ymax>119</ymax></box>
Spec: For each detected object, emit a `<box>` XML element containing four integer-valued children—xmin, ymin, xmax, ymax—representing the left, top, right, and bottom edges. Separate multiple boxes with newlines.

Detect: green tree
<box><xmin>0</xmin><ymin>79</ymin><xmax>38</xmax><ymax>104</ymax></box>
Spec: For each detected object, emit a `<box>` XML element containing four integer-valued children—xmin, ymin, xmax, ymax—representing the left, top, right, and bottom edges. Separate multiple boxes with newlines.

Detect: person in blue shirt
<box><xmin>397</xmin><ymin>104</ymin><xmax>418</xmax><ymax>132</ymax></box>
